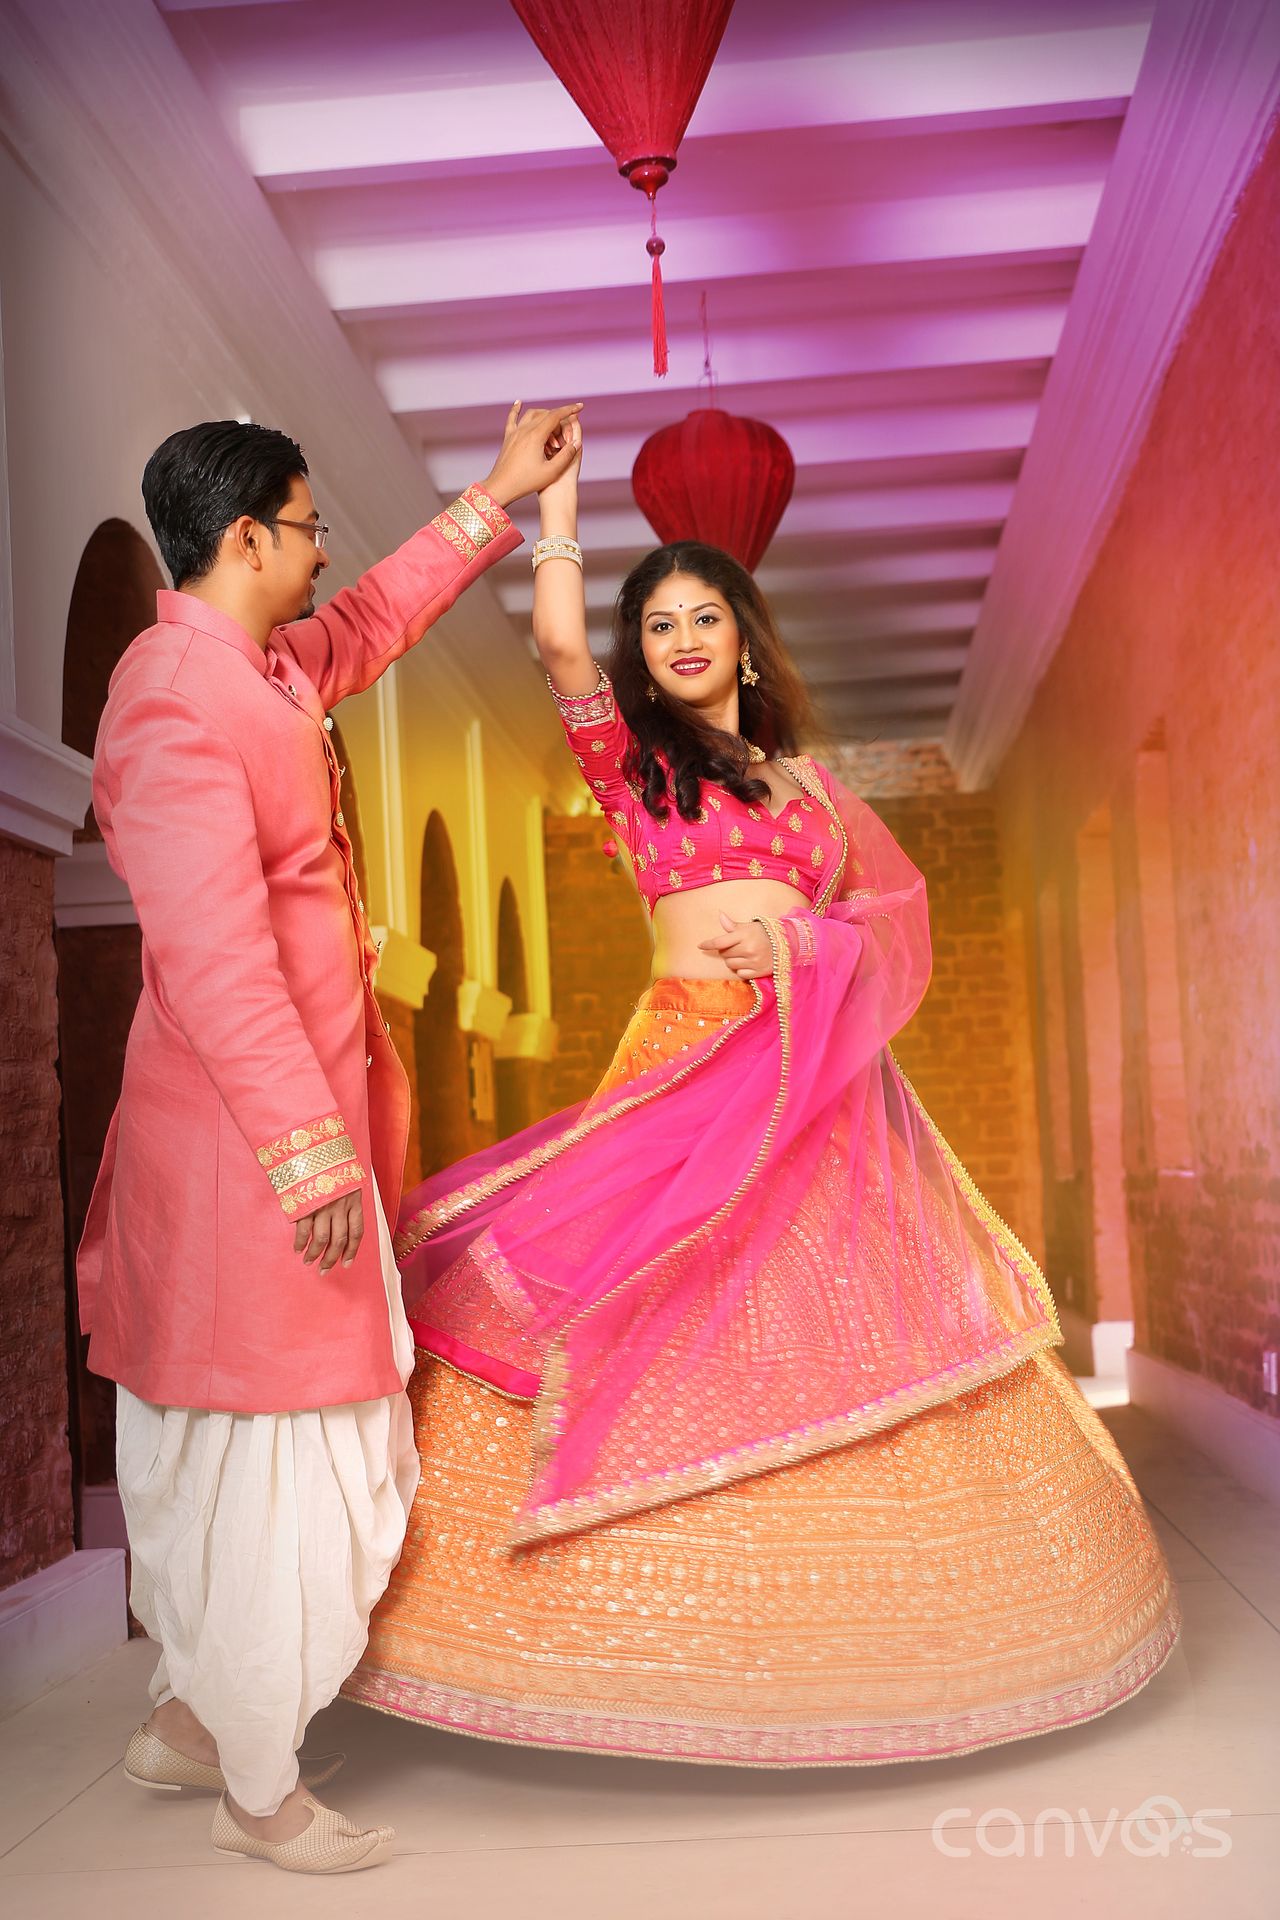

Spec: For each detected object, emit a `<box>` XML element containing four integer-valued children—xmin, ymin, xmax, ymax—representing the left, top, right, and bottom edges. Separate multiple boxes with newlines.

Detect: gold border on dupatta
<box><xmin>885</xmin><ymin>1051</ymin><xmax>1064</xmax><ymax>1343</ymax></box>
<box><xmin>507</xmin><ymin>763</ymin><xmax>1064</xmax><ymax>1546</ymax></box>
<box><xmin>405</xmin><ymin>748</ymin><xmax>1061</xmax><ymax>1547</ymax></box>
<box><xmin>394</xmin><ymin>978</ymin><xmax>770</xmax><ymax>1259</ymax></box>
<box><xmin>779</xmin><ymin>754</ymin><xmax>849</xmax><ymax>913</ymax></box>
<box><xmin>517</xmin><ymin>914</ymin><xmax>797</xmax><ymax>1544</ymax></box>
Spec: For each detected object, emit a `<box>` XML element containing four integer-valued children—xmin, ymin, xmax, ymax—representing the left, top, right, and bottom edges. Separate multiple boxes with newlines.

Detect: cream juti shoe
<box><xmin>123</xmin><ymin>1724</ymin><xmax>345</xmax><ymax>1794</ymax></box>
<box><xmin>211</xmin><ymin>1789</ymin><xmax>394</xmax><ymax>1873</ymax></box>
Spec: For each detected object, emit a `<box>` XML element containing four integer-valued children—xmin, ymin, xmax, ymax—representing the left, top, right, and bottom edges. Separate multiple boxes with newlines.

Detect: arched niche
<box><xmin>58</xmin><ymin>519</ymin><xmax>162</xmax><ymax>1505</ymax></box>
<box><xmin>414</xmin><ymin>810</ymin><xmax>472</xmax><ymax>1176</ymax></box>
<box><xmin>62</xmin><ymin>518</ymin><xmax>166</xmax><ymax>833</ymax></box>
<box><xmin>497</xmin><ymin>877</ymin><xmax>530</xmax><ymax>1016</ymax></box>
<box><xmin>494</xmin><ymin>877</ymin><xmax>542</xmax><ymax>1138</ymax></box>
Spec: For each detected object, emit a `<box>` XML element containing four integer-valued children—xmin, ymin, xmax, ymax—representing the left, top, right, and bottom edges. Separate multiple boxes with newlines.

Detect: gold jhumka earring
<box><xmin>646</xmin><ymin>681</ymin><xmax>658</xmax><ymax>701</ymax></box>
<box><xmin>739</xmin><ymin>643</ymin><xmax>760</xmax><ymax>686</ymax></box>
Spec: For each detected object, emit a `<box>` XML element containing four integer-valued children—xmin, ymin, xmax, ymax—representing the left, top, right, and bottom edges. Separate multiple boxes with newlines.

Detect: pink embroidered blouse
<box><xmin>550</xmin><ymin>668</ymin><xmax>848</xmax><ymax>914</ymax></box>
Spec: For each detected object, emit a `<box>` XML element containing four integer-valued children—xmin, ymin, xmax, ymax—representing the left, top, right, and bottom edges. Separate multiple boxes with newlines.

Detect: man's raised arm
<box><xmin>278</xmin><ymin>402</ymin><xmax>583</xmax><ymax>708</ymax></box>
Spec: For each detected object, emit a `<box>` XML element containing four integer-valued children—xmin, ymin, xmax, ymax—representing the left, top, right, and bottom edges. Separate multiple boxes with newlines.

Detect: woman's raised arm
<box><xmin>528</xmin><ymin>412</ymin><xmax>599</xmax><ymax>697</ymax></box>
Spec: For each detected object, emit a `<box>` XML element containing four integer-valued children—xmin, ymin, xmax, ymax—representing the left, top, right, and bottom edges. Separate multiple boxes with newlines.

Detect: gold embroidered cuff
<box><xmin>430</xmin><ymin>483</ymin><xmax>511</xmax><ymax>564</ymax></box>
<box><xmin>266</xmin><ymin>1133</ymin><xmax>359</xmax><ymax>1195</ymax></box>
<box><xmin>255</xmin><ymin>1111</ymin><xmax>364</xmax><ymax>1215</ymax></box>
<box><xmin>279</xmin><ymin>1160</ymin><xmax>367</xmax><ymax>1219</ymax></box>
<box><xmin>256</xmin><ymin>1111</ymin><xmax>349</xmax><ymax>1171</ymax></box>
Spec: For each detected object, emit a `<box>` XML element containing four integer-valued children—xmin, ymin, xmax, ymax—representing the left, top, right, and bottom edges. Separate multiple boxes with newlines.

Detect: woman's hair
<box><xmin>142</xmin><ymin>420</ymin><xmax>307</xmax><ymax>588</ymax></box>
<box><xmin>605</xmin><ymin>541</ymin><xmax>816</xmax><ymax>822</ymax></box>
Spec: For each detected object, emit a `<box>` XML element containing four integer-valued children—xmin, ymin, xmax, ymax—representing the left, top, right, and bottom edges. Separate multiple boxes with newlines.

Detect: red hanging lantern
<box><xmin>508</xmin><ymin>0</ymin><xmax>737</xmax><ymax>376</ymax></box>
<box><xmin>632</xmin><ymin>406</ymin><xmax>796</xmax><ymax>570</ymax></box>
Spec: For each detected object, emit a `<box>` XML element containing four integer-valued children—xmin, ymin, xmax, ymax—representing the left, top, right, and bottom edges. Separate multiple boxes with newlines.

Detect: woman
<box><xmin>343</xmin><ymin>410</ymin><xmax>1179</xmax><ymax>1765</ymax></box>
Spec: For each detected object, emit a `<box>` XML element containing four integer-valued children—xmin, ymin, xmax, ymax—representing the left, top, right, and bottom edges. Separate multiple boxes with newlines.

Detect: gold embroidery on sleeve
<box><xmin>257</xmin><ymin>1112</ymin><xmax>348</xmax><ymax>1169</ymax></box>
<box><xmin>267</xmin><ymin>1134</ymin><xmax>361</xmax><ymax>1196</ymax></box>
<box><xmin>430</xmin><ymin>486</ymin><xmax>505</xmax><ymax>563</ymax></box>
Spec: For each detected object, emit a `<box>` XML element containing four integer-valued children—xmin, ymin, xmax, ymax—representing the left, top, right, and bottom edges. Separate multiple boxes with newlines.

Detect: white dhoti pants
<box><xmin>115</xmin><ymin>1183</ymin><xmax>420</xmax><ymax>1816</ymax></box>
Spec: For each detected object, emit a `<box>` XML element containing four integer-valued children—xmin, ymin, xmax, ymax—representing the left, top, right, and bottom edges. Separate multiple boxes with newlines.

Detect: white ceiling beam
<box><xmin>320</xmin><ymin>188</ymin><xmax>1099</xmax><ymax>316</ymax></box>
<box><xmin>551</xmin><ymin>484</ymin><xmax>1015</xmax><ymax>554</ymax></box>
<box><xmin>500</xmin><ymin>556</ymin><xmax>995</xmax><ymax>617</ymax></box>
<box><xmin>756</xmin><ymin>548</ymin><xmax>997</xmax><ymax>594</ymax></box>
<box><xmin>424</xmin><ymin>400</ymin><xmax>1039</xmax><ymax>496</ymax></box>
<box><xmin>797</xmin><ymin>647</ymin><xmax>972</xmax><ymax>688</ymax></box>
<box><xmin>822</xmin><ymin>679</ymin><xmax>962</xmax><ymax>714</ymax></box>
<box><xmin>787</xmin><ymin>601</ymin><xmax>984</xmax><ymax>642</ymax></box>
<box><xmin>384</xmin><ymin>360</ymin><xmax>1050</xmax><ymax>445</ymax></box>
<box><xmin>159</xmin><ymin>1</ymin><xmax>306</xmax><ymax>9</ymax></box>
<box><xmin>232</xmin><ymin>25</ymin><xmax>1149</xmax><ymax>187</ymax></box>
<box><xmin>378</xmin><ymin>303</ymin><xmax>1065</xmax><ymax>415</ymax></box>
<box><xmin>502</xmin><ymin>528</ymin><xmax>1004</xmax><ymax>582</ymax></box>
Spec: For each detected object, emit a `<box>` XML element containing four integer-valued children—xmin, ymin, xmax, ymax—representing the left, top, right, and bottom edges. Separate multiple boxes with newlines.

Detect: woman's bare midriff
<box><xmin>650</xmin><ymin>878</ymin><xmax>810</xmax><ymax>980</ymax></box>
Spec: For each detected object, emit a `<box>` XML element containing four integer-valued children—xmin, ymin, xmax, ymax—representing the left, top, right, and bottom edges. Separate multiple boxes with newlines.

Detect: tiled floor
<box><xmin>2</xmin><ymin>1394</ymin><xmax>1278</xmax><ymax>1920</ymax></box>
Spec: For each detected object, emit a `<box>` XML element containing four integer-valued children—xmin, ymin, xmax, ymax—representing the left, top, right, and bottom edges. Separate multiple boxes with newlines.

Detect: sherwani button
<box><xmin>323</xmin><ymin>716</ymin><xmax>334</xmax><ymax>731</ymax></box>
<box><xmin>336</xmin><ymin>810</ymin><xmax>345</xmax><ymax>826</ymax></box>
<box><xmin>366</xmin><ymin>1054</ymin><xmax>373</xmax><ymax>1069</ymax></box>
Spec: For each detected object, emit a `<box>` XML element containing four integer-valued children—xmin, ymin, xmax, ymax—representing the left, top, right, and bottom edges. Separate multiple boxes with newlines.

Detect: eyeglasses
<box><xmin>265</xmin><ymin>515</ymin><xmax>330</xmax><ymax>550</ymax></box>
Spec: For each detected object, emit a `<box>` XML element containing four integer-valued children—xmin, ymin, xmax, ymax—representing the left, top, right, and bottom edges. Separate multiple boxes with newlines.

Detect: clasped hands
<box><xmin>482</xmin><ymin>400</ymin><xmax>584</xmax><ymax>508</ymax></box>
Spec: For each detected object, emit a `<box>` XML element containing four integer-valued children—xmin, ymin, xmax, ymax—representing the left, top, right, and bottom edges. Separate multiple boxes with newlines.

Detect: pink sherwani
<box><xmin>77</xmin><ymin>484</ymin><xmax>521</xmax><ymax>1413</ymax></box>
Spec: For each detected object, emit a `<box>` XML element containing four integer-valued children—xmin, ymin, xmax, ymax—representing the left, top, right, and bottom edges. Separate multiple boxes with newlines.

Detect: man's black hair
<box><xmin>141</xmin><ymin>420</ymin><xmax>308</xmax><ymax>588</ymax></box>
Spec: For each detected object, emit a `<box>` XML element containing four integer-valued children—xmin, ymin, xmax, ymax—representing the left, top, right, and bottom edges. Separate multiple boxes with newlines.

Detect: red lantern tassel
<box><xmin>651</xmin><ymin>252</ymin><xmax>668</xmax><ymax>377</ymax></box>
<box><xmin>647</xmin><ymin>199</ymin><xmax>668</xmax><ymax>378</ymax></box>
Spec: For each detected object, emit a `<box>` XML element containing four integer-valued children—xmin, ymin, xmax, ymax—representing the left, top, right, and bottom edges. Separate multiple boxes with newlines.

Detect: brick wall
<box><xmin>543</xmin><ymin>814</ymin><xmax>653</xmax><ymax>1108</ymax></box>
<box><xmin>863</xmin><ymin>786</ymin><xmax>1031</xmax><ymax>1245</ymax></box>
<box><xmin>825</xmin><ymin>741</ymin><xmax>1042</xmax><ymax>1257</ymax></box>
<box><xmin>827</xmin><ymin>740</ymin><xmax>957</xmax><ymax>801</ymax></box>
<box><xmin>995</xmin><ymin>119</ymin><xmax>1280</xmax><ymax>1413</ymax></box>
<box><xmin>0</xmin><ymin>839</ymin><xmax>74</xmax><ymax>1590</ymax></box>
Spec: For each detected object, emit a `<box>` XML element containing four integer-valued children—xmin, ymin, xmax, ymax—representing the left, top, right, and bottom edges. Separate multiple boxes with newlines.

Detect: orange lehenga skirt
<box><xmin>343</xmin><ymin>978</ymin><xmax>1180</xmax><ymax>1766</ymax></box>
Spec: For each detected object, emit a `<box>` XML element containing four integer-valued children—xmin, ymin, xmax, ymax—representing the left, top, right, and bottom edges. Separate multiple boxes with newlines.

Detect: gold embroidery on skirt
<box><xmin>350</xmin><ymin>975</ymin><xmax>1179</xmax><ymax>1764</ymax></box>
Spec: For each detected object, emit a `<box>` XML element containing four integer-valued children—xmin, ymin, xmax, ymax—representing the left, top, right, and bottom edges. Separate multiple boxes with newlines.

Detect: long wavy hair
<box><xmin>605</xmin><ymin>541</ymin><xmax>816</xmax><ymax>823</ymax></box>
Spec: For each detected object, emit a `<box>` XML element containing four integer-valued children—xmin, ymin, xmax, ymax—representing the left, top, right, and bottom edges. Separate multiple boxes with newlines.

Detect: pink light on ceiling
<box><xmin>507</xmin><ymin>0</ymin><xmax>737</xmax><ymax>375</ymax></box>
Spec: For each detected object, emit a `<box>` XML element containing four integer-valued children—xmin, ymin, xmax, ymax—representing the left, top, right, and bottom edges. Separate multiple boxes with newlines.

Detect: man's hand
<box><xmin>482</xmin><ymin>401</ymin><xmax>584</xmax><ymax>509</ymax></box>
<box><xmin>697</xmin><ymin>912</ymin><xmax>774</xmax><ymax>979</ymax></box>
<box><xmin>294</xmin><ymin>1191</ymin><xmax>364</xmax><ymax>1273</ymax></box>
<box><xmin>539</xmin><ymin>414</ymin><xmax>582</xmax><ymax>518</ymax></box>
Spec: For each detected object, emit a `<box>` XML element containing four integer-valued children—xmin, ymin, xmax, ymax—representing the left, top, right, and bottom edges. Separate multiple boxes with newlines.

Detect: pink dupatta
<box><xmin>397</xmin><ymin>759</ymin><xmax>1061</xmax><ymax>1544</ymax></box>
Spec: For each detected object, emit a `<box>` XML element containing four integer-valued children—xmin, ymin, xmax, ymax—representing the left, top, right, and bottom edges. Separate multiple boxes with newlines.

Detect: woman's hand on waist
<box><xmin>697</xmin><ymin>911</ymin><xmax>773</xmax><ymax>980</ymax></box>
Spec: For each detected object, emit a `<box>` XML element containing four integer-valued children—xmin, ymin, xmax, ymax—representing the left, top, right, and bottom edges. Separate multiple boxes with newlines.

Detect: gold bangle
<box><xmin>532</xmin><ymin>537</ymin><xmax>583</xmax><ymax>571</ymax></box>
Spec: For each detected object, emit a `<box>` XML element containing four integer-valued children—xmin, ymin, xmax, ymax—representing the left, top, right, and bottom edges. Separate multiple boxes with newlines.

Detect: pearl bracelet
<box><xmin>532</xmin><ymin>536</ymin><xmax>583</xmax><ymax>571</ymax></box>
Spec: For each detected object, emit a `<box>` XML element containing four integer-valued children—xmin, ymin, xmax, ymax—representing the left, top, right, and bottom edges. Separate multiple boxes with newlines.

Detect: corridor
<box><xmin>3</xmin><ymin>0</ymin><xmax>1280</xmax><ymax>1910</ymax></box>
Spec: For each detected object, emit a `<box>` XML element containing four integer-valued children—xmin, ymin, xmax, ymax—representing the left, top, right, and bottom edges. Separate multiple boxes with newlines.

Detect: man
<box><xmin>77</xmin><ymin>402</ymin><xmax>580</xmax><ymax>1873</ymax></box>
